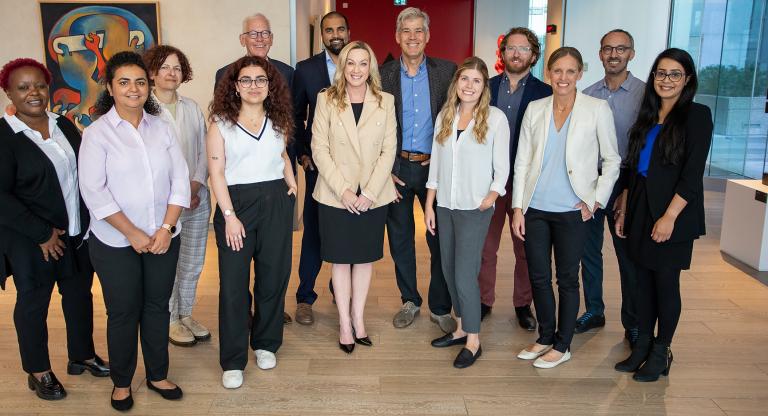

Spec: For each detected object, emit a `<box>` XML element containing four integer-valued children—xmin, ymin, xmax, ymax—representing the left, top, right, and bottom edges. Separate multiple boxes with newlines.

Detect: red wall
<box><xmin>335</xmin><ymin>0</ymin><xmax>474</xmax><ymax>65</ymax></box>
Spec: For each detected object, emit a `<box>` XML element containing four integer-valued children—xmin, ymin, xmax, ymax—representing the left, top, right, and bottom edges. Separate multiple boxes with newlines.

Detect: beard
<box><xmin>325</xmin><ymin>38</ymin><xmax>346</xmax><ymax>55</ymax></box>
<box><xmin>504</xmin><ymin>57</ymin><xmax>533</xmax><ymax>74</ymax></box>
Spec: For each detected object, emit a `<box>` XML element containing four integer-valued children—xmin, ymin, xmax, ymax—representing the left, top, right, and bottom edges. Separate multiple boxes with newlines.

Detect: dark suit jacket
<box><xmin>292</xmin><ymin>52</ymin><xmax>331</xmax><ymax>160</ymax></box>
<box><xmin>489</xmin><ymin>73</ymin><xmax>551</xmax><ymax>187</ymax></box>
<box><xmin>379</xmin><ymin>56</ymin><xmax>456</xmax><ymax>175</ymax></box>
<box><xmin>0</xmin><ymin>116</ymin><xmax>90</xmax><ymax>290</ymax></box>
<box><xmin>627</xmin><ymin>102</ymin><xmax>713</xmax><ymax>243</ymax></box>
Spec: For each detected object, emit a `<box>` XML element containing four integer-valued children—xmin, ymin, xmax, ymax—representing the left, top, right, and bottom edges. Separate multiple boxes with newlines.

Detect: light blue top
<box><xmin>400</xmin><ymin>57</ymin><xmax>433</xmax><ymax>154</ymax></box>
<box><xmin>325</xmin><ymin>50</ymin><xmax>337</xmax><ymax>84</ymax></box>
<box><xmin>529</xmin><ymin>112</ymin><xmax>582</xmax><ymax>212</ymax></box>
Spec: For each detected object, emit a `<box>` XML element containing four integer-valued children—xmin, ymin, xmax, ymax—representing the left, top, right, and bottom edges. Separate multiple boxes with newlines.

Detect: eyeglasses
<box><xmin>652</xmin><ymin>70</ymin><xmax>685</xmax><ymax>82</ymax></box>
<box><xmin>241</xmin><ymin>30</ymin><xmax>272</xmax><ymax>39</ymax></box>
<box><xmin>600</xmin><ymin>45</ymin><xmax>632</xmax><ymax>55</ymax></box>
<box><xmin>159</xmin><ymin>65</ymin><xmax>182</xmax><ymax>73</ymax></box>
<box><xmin>237</xmin><ymin>76</ymin><xmax>268</xmax><ymax>88</ymax></box>
<box><xmin>503</xmin><ymin>45</ymin><xmax>532</xmax><ymax>54</ymax></box>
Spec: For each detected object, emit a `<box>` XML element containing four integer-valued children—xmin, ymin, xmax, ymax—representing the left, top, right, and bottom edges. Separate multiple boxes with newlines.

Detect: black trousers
<box><xmin>524</xmin><ymin>208</ymin><xmax>587</xmax><ymax>353</ymax></box>
<box><xmin>89</xmin><ymin>235</ymin><xmax>180</xmax><ymax>387</ymax></box>
<box><xmin>13</xmin><ymin>240</ymin><xmax>96</xmax><ymax>374</ymax></box>
<box><xmin>214</xmin><ymin>180</ymin><xmax>293</xmax><ymax>371</ymax></box>
<box><xmin>635</xmin><ymin>264</ymin><xmax>681</xmax><ymax>345</ymax></box>
<box><xmin>386</xmin><ymin>160</ymin><xmax>451</xmax><ymax>315</ymax></box>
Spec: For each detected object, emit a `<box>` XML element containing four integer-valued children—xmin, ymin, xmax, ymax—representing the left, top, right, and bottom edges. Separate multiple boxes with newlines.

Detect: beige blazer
<box><xmin>311</xmin><ymin>87</ymin><xmax>398</xmax><ymax>209</ymax></box>
<box><xmin>512</xmin><ymin>91</ymin><xmax>620</xmax><ymax>213</ymax></box>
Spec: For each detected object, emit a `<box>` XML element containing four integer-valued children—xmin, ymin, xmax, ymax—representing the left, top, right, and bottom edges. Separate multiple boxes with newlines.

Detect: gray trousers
<box><xmin>436</xmin><ymin>207</ymin><xmax>493</xmax><ymax>333</ymax></box>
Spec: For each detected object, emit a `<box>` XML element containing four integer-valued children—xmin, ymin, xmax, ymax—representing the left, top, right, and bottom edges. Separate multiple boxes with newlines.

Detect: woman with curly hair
<box><xmin>79</xmin><ymin>51</ymin><xmax>190</xmax><ymax>410</ymax></box>
<box><xmin>311</xmin><ymin>41</ymin><xmax>397</xmax><ymax>354</ymax></box>
<box><xmin>207</xmin><ymin>55</ymin><xmax>297</xmax><ymax>389</ymax></box>
<box><xmin>143</xmin><ymin>44</ymin><xmax>212</xmax><ymax>347</ymax></box>
<box><xmin>423</xmin><ymin>56</ymin><xmax>510</xmax><ymax>369</ymax></box>
<box><xmin>0</xmin><ymin>57</ymin><xmax>109</xmax><ymax>401</ymax></box>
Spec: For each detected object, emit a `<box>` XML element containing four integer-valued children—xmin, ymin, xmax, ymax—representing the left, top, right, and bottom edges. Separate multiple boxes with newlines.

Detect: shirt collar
<box><xmin>502</xmin><ymin>71</ymin><xmax>531</xmax><ymax>88</ymax></box>
<box><xmin>151</xmin><ymin>90</ymin><xmax>183</xmax><ymax>104</ymax></box>
<box><xmin>4</xmin><ymin>111</ymin><xmax>58</xmax><ymax>134</ymax></box>
<box><xmin>325</xmin><ymin>50</ymin><xmax>335</xmax><ymax>66</ymax></box>
<box><xmin>399</xmin><ymin>55</ymin><xmax>427</xmax><ymax>75</ymax></box>
<box><xmin>601</xmin><ymin>71</ymin><xmax>638</xmax><ymax>92</ymax></box>
<box><xmin>105</xmin><ymin>106</ymin><xmax>151</xmax><ymax>128</ymax></box>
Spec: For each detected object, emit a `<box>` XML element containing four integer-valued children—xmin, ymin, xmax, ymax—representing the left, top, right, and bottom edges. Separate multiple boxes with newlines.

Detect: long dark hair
<box><xmin>627</xmin><ymin>48</ymin><xmax>698</xmax><ymax>167</ymax></box>
<box><xmin>93</xmin><ymin>51</ymin><xmax>160</xmax><ymax>117</ymax></box>
<box><xmin>208</xmin><ymin>55</ymin><xmax>294</xmax><ymax>142</ymax></box>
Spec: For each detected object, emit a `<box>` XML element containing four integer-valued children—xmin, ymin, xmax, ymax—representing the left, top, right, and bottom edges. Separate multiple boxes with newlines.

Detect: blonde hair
<box><xmin>435</xmin><ymin>57</ymin><xmax>491</xmax><ymax>145</ymax></box>
<box><xmin>325</xmin><ymin>41</ymin><xmax>383</xmax><ymax>111</ymax></box>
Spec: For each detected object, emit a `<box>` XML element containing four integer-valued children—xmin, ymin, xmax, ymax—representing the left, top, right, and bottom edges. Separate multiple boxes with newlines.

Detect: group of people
<box><xmin>0</xmin><ymin>5</ymin><xmax>713</xmax><ymax>411</ymax></box>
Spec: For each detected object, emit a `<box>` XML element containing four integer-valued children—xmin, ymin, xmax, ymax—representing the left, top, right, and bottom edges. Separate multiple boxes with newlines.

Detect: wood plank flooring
<box><xmin>1</xmin><ymin>190</ymin><xmax>767</xmax><ymax>415</ymax></box>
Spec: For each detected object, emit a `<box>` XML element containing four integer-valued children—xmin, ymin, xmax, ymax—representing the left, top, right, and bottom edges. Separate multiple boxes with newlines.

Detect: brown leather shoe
<box><xmin>295</xmin><ymin>303</ymin><xmax>314</xmax><ymax>325</ymax></box>
<box><xmin>283</xmin><ymin>311</ymin><xmax>292</xmax><ymax>324</ymax></box>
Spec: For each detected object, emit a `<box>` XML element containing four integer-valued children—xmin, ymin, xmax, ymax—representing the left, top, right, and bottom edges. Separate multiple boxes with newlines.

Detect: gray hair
<box><xmin>242</xmin><ymin>13</ymin><xmax>270</xmax><ymax>33</ymax></box>
<box><xmin>396</xmin><ymin>7</ymin><xmax>430</xmax><ymax>32</ymax></box>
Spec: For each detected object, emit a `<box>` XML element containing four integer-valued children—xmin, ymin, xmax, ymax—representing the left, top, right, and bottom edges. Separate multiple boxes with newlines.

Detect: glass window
<box><xmin>529</xmin><ymin>0</ymin><xmax>548</xmax><ymax>79</ymax></box>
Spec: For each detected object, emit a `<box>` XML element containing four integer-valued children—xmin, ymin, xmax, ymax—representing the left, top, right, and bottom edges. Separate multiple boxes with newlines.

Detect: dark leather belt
<box><xmin>399</xmin><ymin>150</ymin><xmax>430</xmax><ymax>162</ymax></box>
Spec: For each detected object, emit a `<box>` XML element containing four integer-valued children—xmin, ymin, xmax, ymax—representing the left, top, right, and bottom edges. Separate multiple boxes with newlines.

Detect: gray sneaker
<box><xmin>393</xmin><ymin>301</ymin><xmax>420</xmax><ymax>328</ymax></box>
<box><xmin>430</xmin><ymin>312</ymin><xmax>458</xmax><ymax>334</ymax></box>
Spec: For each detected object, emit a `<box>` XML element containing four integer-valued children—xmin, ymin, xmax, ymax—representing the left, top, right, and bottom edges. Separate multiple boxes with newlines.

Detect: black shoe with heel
<box><xmin>27</xmin><ymin>372</ymin><xmax>66</xmax><ymax>400</ymax></box>
<box><xmin>352</xmin><ymin>327</ymin><xmax>372</xmax><ymax>347</ymax></box>
<box><xmin>67</xmin><ymin>354</ymin><xmax>110</xmax><ymax>377</ymax></box>
<box><xmin>111</xmin><ymin>387</ymin><xmax>133</xmax><ymax>411</ymax></box>
<box><xmin>339</xmin><ymin>342</ymin><xmax>355</xmax><ymax>354</ymax></box>
<box><xmin>633</xmin><ymin>340</ymin><xmax>673</xmax><ymax>382</ymax></box>
<box><xmin>615</xmin><ymin>334</ymin><xmax>652</xmax><ymax>373</ymax></box>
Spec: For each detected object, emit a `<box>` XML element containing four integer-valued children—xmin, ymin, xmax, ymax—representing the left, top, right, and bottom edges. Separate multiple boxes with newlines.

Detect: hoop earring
<box><xmin>235</xmin><ymin>91</ymin><xmax>240</xmax><ymax>97</ymax></box>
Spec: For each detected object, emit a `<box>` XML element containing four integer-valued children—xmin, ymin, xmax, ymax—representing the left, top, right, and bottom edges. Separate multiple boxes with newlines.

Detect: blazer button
<box><xmin>568</xmin><ymin>170</ymin><xmax>573</xmax><ymax>174</ymax></box>
<box><xmin>376</xmin><ymin>121</ymin><xmax>382</xmax><ymax>126</ymax></box>
<box><xmin>338</xmin><ymin>122</ymin><xmax>342</xmax><ymax>126</ymax></box>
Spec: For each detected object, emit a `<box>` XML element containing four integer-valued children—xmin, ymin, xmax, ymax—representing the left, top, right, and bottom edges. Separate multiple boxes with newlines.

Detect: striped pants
<box><xmin>169</xmin><ymin>186</ymin><xmax>211</xmax><ymax>321</ymax></box>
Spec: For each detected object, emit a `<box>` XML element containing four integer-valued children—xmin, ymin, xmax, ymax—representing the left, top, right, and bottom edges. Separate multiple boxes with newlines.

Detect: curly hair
<box><xmin>499</xmin><ymin>27</ymin><xmax>541</xmax><ymax>67</ymax></box>
<box><xmin>143</xmin><ymin>44</ymin><xmax>194</xmax><ymax>84</ymax></box>
<box><xmin>435</xmin><ymin>57</ymin><xmax>491</xmax><ymax>145</ymax></box>
<box><xmin>0</xmin><ymin>58</ymin><xmax>51</xmax><ymax>90</ymax></box>
<box><xmin>93</xmin><ymin>51</ymin><xmax>160</xmax><ymax>117</ymax></box>
<box><xmin>324</xmin><ymin>41</ymin><xmax>383</xmax><ymax>111</ymax></box>
<box><xmin>208</xmin><ymin>55</ymin><xmax>294</xmax><ymax>142</ymax></box>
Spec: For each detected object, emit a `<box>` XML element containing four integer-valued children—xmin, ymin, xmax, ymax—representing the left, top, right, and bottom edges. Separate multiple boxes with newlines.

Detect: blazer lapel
<box><xmin>339</xmin><ymin>93</ymin><xmax>362</xmax><ymax>159</ymax></box>
<box><xmin>564</xmin><ymin>92</ymin><xmax>583</xmax><ymax>155</ymax></box>
<box><xmin>390</xmin><ymin>65</ymin><xmax>403</xmax><ymax>132</ymax></box>
<box><xmin>426</xmin><ymin>57</ymin><xmax>441</xmax><ymax>121</ymax></box>
<box><xmin>357</xmin><ymin>88</ymin><xmax>379</xmax><ymax>128</ymax></box>
<box><xmin>315</xmin><ymin>52</ymin><xmax>332</xmax><ymax>86</ymax></box>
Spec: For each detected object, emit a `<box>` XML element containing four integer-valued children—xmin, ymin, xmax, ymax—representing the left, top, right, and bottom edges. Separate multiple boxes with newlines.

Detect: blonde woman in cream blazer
<box><xmin>511</xmin><ymin>47</ymin><xmax>620</xmax><ymax>369</ymax></box>
<box><xmin>311</xmin><ymin>41</ymin><xmax>397</xmax><ymax>354</ymax></box>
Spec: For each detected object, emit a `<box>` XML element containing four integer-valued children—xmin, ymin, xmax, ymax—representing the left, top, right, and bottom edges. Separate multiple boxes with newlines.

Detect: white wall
<box><xmin>562</xmin><ymin>0</ymin><xmax>671</xmax><ymax>89</ymax></box>
<box><xmin>0</xmin><ymin>0</ymin><xmax>291</xmax><ymax>117</ymax></box>
<box><xmin>473</xmin><ymin>0</ymin><xmax>530</xmax><ymax>73</ymax></box>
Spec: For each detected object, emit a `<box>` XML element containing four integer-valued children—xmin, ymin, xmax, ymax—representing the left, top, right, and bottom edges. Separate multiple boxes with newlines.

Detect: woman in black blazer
<box><xmin>0</xmin><ymin>58</ymin><xmax>108</xmax><ymax>401</ymax></box>
<box><xmin>614</xmin><ymin>48</ymin><xmax>713</xmax><ymax>382</ymax></box>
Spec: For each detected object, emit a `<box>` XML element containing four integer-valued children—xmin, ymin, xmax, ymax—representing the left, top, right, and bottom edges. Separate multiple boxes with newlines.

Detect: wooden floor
<box><xmin>1</xmin><ymin>190</ymin><xmax>768</xmax><ymax>415</ymax></box>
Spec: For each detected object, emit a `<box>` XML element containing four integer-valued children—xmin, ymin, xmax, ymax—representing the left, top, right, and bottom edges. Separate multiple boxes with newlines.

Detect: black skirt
<box><xmin>626</xmin><ymin>175</ymin><xmax>694</xmax><ymax>270</ymax></box>
<box><xmin>318</xmin><ymin>203</ymin><xmax>388</xmax><ymax>264</ymax></box>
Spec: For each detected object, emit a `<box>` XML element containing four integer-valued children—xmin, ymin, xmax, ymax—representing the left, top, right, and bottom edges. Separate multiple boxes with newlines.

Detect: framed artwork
<box><xmin>39</xmin><ymin>1</ymin><xmax>160</xmax><ymax>129</ymax></box>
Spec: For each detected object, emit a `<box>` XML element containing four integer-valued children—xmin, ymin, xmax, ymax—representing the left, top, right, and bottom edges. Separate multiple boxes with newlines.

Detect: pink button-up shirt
<box><xmin>79</xmin><ymin>107</ymin><xmax>190</xmax><ymax>247</ymax></box>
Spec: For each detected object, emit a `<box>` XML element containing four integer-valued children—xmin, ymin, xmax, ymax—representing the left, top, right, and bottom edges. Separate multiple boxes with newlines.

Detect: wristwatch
<box><xmin>161</xmin><ymin>223</ymin><xmax>177</xmax><ymax>235</ymax></box>
<box><xmin>224</xmin><ymin>209</ymin><xmax>234</xmax><ymax>217</ymax></box>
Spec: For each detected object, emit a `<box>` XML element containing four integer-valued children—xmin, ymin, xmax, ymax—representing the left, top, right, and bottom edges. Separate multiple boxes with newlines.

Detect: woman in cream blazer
<box><xmin>511</xmin><ymin>47</ymin><xmax>620</xmax><ymax>369</ymax></box>
<box><xmin>311</xmin><ymin>41</ymin><xmax>397</xmax><ymax>354</ymax></box>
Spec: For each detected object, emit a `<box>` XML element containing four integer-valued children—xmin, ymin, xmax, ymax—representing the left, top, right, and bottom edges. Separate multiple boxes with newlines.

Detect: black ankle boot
<box><xmin>633</xmin><ymin>340</ymin><xmax>673</xmax><ymax>382</ymax></box>
<box><xmin>615</xmin><ymin>334</ymin><xmax>652</xmax><ymax>373</ymax></box>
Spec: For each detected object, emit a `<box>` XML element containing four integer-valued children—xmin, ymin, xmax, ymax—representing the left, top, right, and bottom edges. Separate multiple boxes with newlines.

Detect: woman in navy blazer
<box><xmin>0</xmin><ymin>58</ymin><xmax>108</xmax><ymax>401</ymax></box>
<box><xmin>614</xmin><ymin>48</ymin><xmax>713</xmax><ymax>382</ymax></box>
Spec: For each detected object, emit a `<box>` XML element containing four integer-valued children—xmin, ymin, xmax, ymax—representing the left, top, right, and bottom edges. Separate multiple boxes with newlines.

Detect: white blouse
<box><xmin>217</xmin><ymin>118</ymin><xmax>285</xmax><ymax>185</ymax></box>
<box><xmin>426</xmin><ymin>106</ymin><xmax>510</xmax><ymax>210</ymax></box>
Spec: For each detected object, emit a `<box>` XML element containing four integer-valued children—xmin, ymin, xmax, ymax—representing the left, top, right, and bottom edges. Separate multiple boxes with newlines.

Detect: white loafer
<box><xmin>255</xmin><ymin>349</ymin><xmax>276</xmax><ymax>370</ymax></box>
<box><xmin>533</xmin><ymin>350</ymin><xmax>572</xmax><ymax>368</ymax></box>
<box><xmin>222</xmin><ymin>370</ymin><xmax>243</xmax><ymax>389</ymax></box>
<box><xmin>517</xmin><ymin>345</ymin><xmax>552</xmax><ymax>360</ymax></box>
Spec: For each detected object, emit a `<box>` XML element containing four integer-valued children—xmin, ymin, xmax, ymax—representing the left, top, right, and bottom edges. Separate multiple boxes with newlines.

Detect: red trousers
<box><xmin>478</xmin><ymin>191</ymin><xmax>532</xmax><ymax>307</ymax></box>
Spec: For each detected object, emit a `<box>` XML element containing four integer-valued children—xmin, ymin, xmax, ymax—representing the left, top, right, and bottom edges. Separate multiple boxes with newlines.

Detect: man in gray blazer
<box><xmin>379</xmin><ymin>7</ymin><xmax>457</xmax><ymax>332</ymax></box>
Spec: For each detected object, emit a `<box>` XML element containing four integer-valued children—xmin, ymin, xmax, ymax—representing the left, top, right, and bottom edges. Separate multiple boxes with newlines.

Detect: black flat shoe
<box><xmin>430</xmin><ymin>333</ymin><xmax>468</xmax><ymax>348</ymax></box>
<box><xmin>352</xmin><ymin>327</ymin><xmax>373</xmax><ymax>347</ymax></box>
<box><xmin>480</xmin><ymin>303</ymin><xmax>492</xmax><ymax>321</ymax></box>
<box><xmin>515</xmin><ymin>305</ymin><xmax>537</xmax><ymax>331</ymax></box>
<box><xmin>453</xmin><ymin>345</ymin><xmax>482</xmax><ymax>369</ymax></box>
<box><xmin>111</xmin><ymin>387</ymin><xmax>133</xmax><ymax>411</ymax></box>
<box><xmin>28</xmin><ymin>372</ymin><xmax>66</xmax><ymax>400</ymax></box>
<box><xmin>146</xmin><ymin>380</ymin><xmax>183</xmax><ymax>400</ymax></box>
<box><xmin>67</xmin><ymin>354</ymin><xmax>110</xmax><ymax>377</ymax></box>
<box><xmin>339</xmin><ymin>342</ymin><xmax>355</xmax><ymax>354</ymax></box>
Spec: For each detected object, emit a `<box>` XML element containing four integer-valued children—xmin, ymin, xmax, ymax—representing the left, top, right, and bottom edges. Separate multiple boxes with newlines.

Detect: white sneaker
<box><xmin>533</xmin><ymin>350</ymin><xmax>572</xmax><ymax>368</ymax></box>
<box><xmin>222</xmin><ymin>370</ymin><xmax>243</xmax><ymax>389</ymax></box>
<box><xmin>254</xmin><ymin>349</ymin><xmax>276</xmax><ymax>370</ymax></box>
<box><xmin>517</xmin><ymin>344</ymin><xmax>552</xmax><ymax>360</ymax></box>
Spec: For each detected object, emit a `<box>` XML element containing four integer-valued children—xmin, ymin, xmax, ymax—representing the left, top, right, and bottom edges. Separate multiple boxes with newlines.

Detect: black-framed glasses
<box><xmin>237</xmin><ymin>77</ymin><xmax>268</xmax><ymax>88</ymax></box>
<box><xmin>600</xmin><ymin>45</ymin><xmax>632</xmax><ymax>55</ymax></box>
<box><xmin>652</xmin><ymin>70</ymin><xmax>685</xmax><ymax>82</ymax></box>
<box><xmin>503</xmin><ymin>45</ymin><xmax>532</xmax><ymax>54</ymax></box>
<box><xmin>241</xmin><ymin>30</ymin><xmax>272</xmax><ymax>39</ymax></box>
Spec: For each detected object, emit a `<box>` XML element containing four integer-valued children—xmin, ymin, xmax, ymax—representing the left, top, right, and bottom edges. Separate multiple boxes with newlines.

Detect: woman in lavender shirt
<box><xmin>79</xmin><ymin>51</ymin><xmax>190</xmax><ymax>411</ymax></box>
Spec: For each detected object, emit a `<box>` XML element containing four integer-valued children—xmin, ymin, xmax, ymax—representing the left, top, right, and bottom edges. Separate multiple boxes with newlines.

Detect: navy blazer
<box><xmin>293</xmin><ymin>52</ymin><xmax>332</xmax><ymax>160</ymax></box>
<box><xmin>0</xmin><ymin>116</ymin><xmax>90</xmax><ymax>290</ymax></box>
<box><xmin>379</xmin><ymin>56</ymin><xmax>457</xmax><ymax>176</ymax></box>
<box><xmin>489</xmin><ymin>73</ymin><xmax>552</xmax><ymax>186</ymax></box>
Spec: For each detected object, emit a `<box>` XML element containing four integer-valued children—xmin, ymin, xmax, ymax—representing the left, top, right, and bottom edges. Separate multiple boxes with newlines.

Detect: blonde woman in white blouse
<box><xmin>424</xmin><ymin>57</ymin><xmax>510</xmax><ymax>369</ymax></box>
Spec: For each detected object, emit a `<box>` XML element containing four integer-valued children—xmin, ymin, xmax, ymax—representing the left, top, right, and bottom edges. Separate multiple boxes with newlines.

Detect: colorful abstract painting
<box><xmin>40</xmin><ymin>2</ymin><xmax>160</xmax><ymax>129</ymax></box>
